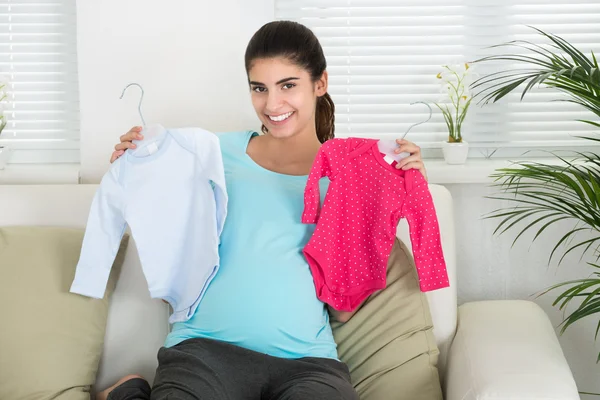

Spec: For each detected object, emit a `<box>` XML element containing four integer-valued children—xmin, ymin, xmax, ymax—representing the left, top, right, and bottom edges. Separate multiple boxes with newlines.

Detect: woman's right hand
<box><xmin>110</xmin><ymin>126</ymin><xmax>144</xmax><ymax>163</ymax></box>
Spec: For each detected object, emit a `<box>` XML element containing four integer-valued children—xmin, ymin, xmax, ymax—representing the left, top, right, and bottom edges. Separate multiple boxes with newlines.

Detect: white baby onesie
<box><xmin>70</xmin><ymin>125</ymin><xmax>227</xmax><ymax>323</ymax></box>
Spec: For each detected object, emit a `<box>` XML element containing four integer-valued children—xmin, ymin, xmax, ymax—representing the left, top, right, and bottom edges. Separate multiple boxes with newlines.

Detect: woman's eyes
<box><xmin>252</xmin><ymin>83</ymin><xmax>296</xmax><ymax>93</ymax></box>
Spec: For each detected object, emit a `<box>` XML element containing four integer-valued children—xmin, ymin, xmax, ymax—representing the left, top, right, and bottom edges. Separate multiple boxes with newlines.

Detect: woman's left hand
<box><xmin>394</xmin><ymin>139</ymin><xmax>427</xmax><ymax>181</ymax></box>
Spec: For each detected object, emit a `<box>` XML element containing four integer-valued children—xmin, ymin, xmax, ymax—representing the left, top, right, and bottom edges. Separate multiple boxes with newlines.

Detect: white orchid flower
<box><xmin>434</xmin><ymin>62</ymin><xmax>473</xmax><ymax>142</ymax></box>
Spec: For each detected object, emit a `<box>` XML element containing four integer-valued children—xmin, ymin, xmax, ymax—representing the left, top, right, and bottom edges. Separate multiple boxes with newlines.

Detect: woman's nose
<box><xmin>266</xmin><ymin>92</ymin><xmax>283</xmax><ymax>112</ymax></box>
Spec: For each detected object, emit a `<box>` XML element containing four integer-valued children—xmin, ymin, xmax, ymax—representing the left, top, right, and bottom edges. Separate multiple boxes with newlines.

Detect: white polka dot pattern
<box><xmin>301</xmin><ymin>137</ymin><xmax>450</xmax><ymax>312</ymax></box>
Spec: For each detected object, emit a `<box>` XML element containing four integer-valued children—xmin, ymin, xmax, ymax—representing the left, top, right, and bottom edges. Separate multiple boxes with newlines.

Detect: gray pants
<box><xmin>107</xmin><ymin>337</ymin><xmax>358</xmax><ymax>400</ymax></box>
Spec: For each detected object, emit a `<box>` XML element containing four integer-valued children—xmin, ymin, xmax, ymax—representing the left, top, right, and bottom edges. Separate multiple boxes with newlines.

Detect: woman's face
<box><xmin>248</xmin><ymin>57</ymin><xmax>327</xmax><ymax>140</ymax></box>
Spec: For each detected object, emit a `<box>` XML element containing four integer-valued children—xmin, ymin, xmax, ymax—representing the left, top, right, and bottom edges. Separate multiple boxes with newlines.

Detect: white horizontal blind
<box><xmin>276</xmin><ymin>0</ymin><xmax>600</xmax><ymax>157</ymax></box>
<box><xmin>0</xmin><ymin>0</ymin><xmax>79</xmax><ymax>164</ymax></box>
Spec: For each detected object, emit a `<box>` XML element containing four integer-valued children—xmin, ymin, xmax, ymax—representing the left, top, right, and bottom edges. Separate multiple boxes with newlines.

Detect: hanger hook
<box><xmin>402</xmin><ymin>101</ymin><xmax>432</xmax><ymax>139</ymax></box>
<box><xmin>119</xmin><ymin>82</ymin><xmax>146</xmax><ymax>127</ymax></box>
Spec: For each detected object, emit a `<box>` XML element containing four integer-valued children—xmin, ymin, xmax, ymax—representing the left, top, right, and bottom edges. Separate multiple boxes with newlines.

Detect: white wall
<box><xmin>76</xmin><ymin>1</ymin><xmax>600</xmax><ymax>395</ymax></box>
<box><xmin>77</xmin><ymin>0</ymin><xmax>273</xmax><ymax>182</ymax></box>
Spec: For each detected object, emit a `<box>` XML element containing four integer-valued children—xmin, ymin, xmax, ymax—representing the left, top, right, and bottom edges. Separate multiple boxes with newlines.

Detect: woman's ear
<box><xmin>315</xmin><ymin>70</ymin><xmax>328</xmax><ymax>97</ymax></box>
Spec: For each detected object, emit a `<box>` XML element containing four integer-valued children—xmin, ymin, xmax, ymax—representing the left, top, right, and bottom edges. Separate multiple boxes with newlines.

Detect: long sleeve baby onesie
<box><xmin>302</xmin><ymin>137</ymin><xmax>449</xmax><ymax>311</ymax></box>
<box><xmin>70</xmin><ymin>126</ymin><xmax>227</xmax><ymax>323</ymax></box>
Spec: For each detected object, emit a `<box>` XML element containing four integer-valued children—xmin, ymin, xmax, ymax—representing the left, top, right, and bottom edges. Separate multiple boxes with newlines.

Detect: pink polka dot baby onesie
<box><xmin>302</xmin><ymin>137</ymin><xmax>450</xmax><ymax>311</ymax></box>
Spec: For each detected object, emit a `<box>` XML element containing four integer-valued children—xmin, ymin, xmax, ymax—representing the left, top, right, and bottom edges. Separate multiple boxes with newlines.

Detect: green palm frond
<box><xmin>536</xmin><ymin>263</ymin><xmax>600</xmax><ymax>363</ymax></box>
<box><xmin>487</xmin><ymin>156</ymin><xmax>600</xmax><ymax>265</ymax></box>
<box><xmin>473</xmin><ymin>27</ymin><xmax>600</xmax><ymax>366</ymax></box>
<box><xmin>485</xmin><ymin>153</ymin><xmax>600</xmax><ymax>365</ymax></box>
<box><xmin>471</xmin><ymin>26</ymin><xmax>600</xmax><ymax>126</ymax></box>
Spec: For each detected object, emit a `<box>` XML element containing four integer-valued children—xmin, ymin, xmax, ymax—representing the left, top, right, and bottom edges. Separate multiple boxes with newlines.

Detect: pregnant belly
<box><xmin>167</xmin><ymin>254</ymin><xmax>336</xmax><ymax>359</ymax></box>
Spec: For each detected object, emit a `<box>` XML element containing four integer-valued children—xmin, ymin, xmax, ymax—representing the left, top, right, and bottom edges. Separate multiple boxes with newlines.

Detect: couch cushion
<box><xmin>0</xmin><ymin>226</ymin><xmax>129</xmax><ymax>400</ymax></box>
<box><xmin>331</xmin><ymin>238</ymin><xmax>443</xmax><ymax>400</ymax></box>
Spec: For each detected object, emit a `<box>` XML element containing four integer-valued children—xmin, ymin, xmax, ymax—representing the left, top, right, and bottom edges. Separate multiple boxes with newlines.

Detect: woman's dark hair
<box><xmin>244</xmin><ymin>20</ymin><xmax>335</xmax><ymax>143</ymax></box>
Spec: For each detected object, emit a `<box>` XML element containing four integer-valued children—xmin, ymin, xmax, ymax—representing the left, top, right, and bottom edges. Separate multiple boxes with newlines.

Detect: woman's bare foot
<box><xmin>96</xmin><ymin>374</ymin><xmax>145</xmax><ymax>400</ymax></box>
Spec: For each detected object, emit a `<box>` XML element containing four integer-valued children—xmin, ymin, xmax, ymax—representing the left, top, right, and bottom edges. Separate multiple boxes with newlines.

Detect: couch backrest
<box><xmin>0</xmin><ymin>183</ymin><xmax>456</xmax><ymax>389</ymax></box>
<box><xmin>401</xmin><ymin>185</ymin><xmax>458</xmax><ymax>381</ymax></box>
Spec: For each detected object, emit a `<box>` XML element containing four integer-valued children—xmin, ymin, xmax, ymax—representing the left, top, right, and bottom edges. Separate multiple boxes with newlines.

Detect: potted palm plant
<box><xmin>472</xmin><ymin>27</ymin><xmax>600</xmax><ymax>367</ymax></box>
<box><xmin>434</xmin><ymin>63</ymin><xmax>474</xmax><ymax>164</ymax></box>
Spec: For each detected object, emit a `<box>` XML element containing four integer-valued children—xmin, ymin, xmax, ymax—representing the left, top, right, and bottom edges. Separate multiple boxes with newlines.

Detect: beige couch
<box><xmin>0</xmin><ymin>183</ymin><xmax>580</xmax><ymax>399</ymax></box>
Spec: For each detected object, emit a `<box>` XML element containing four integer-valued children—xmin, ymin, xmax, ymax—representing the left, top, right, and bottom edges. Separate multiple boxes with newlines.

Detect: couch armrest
<box><xmin>444</xmin><ymin>300</ymin><xmax>579</xmax><ymax>400</ymax></box>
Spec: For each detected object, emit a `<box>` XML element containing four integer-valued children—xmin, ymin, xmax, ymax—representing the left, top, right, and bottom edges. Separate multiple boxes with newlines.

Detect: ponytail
<box><xmin>315</xmin><ymin>93</ymin><xmax>335</xmax><ymax>143</ymax></box>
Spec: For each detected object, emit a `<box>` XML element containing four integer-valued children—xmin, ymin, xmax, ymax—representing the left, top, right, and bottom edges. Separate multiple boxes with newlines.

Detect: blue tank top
<box><xmin>165</xmin><ymin>131</ymin><xmax>338</xmax><ymax>360</ymax></box>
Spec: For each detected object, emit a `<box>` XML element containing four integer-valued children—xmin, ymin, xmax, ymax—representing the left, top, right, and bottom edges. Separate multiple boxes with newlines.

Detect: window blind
<box><xmin>276</xmin><ymin>0</ymin><xmax>600</xmax><ymax>157</ymax></box>
<box><xmin>0</xmin><ymin>0</ymin><xmax>79</xmax><ymax>164</ymax></box>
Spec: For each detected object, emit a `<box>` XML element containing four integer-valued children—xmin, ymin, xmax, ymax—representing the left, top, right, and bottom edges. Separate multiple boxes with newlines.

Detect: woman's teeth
<box><xmin>268</xmin><ymin>111</ymin><xmax>294</xmax><ymax>122</ymax></box>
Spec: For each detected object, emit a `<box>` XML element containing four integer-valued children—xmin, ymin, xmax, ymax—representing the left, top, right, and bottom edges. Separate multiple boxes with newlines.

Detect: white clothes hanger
<box><xmin>119</xmin><ymin>82</ymin><xmax>166</xmax><ymax>156</ymax></box>
<box><xmin>377</xmin><ymin>102</ymin><xmax>432</xmax><ymax>164</ymax></box>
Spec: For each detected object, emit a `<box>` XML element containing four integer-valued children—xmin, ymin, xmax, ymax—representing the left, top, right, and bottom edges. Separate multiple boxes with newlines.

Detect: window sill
<box><xmin>425</xmin><ymin>157</ymin><xmax>562</xmax><ymax>184</ymax></box>
<box><xmin>0</xmin><ymin>158</ymin><xmax>571</xmax><ymax>186</ymax></box>
<box><xmin>0</xmin><ymin>164</ymin><xmax>80</xmax><ymax>185</ymax></box>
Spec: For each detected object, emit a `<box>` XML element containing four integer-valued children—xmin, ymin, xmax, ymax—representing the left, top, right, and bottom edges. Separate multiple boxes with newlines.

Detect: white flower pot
<box><xmin>442</xmin><ymin>140</ymin><xmax>469</xmax><ymax>165</ymax></box>
<box><xmin>0</xmin><ymin>146</ymin><xmax>12</xmax><ymax>169</ymax></box>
